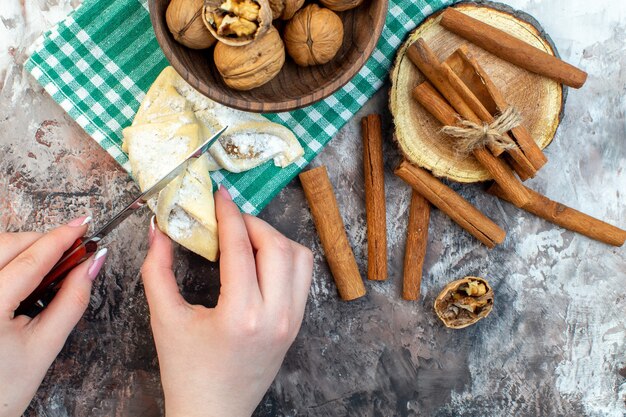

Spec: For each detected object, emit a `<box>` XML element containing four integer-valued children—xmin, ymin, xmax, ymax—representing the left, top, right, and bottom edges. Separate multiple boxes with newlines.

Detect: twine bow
<box><xmin>441</xmin><ymin>107</ymin><xmax>523</xmax><ymax>156</ymax></box>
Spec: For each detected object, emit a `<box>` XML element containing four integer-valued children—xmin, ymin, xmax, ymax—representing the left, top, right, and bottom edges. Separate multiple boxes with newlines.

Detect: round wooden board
<box><xmin>390</xmin><ymin>2</ymin><xmax>564</xmax><ymax>183</ymax></box>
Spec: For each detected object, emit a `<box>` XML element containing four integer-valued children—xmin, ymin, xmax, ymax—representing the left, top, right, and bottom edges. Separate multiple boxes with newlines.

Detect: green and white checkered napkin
<box><xmin>26</xmin><ymin>0</ymin><xmax>451</xmax><ymax>215</ymax></box>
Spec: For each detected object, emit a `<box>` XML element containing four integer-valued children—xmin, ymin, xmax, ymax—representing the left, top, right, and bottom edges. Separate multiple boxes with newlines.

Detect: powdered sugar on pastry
<box><xmin>121</xmin><ymin>66</ymin><xmax>304</xmax><ymax>261</ymax></box>
<box><xmin>156</xmin><ymin>66</ymin><xmax>304</xmax><ymax>172</ymax></box>
<box><xmin>167</xmin><ymin>207</ymin><xmax>195</xmax><ymax>240</ymax></box>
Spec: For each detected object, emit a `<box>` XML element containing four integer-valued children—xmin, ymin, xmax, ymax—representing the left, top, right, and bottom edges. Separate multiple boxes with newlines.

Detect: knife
<box><xmin>16</xmin><ymin>126</ymin><xmax>228</xmax><ymax>317</ymax></box>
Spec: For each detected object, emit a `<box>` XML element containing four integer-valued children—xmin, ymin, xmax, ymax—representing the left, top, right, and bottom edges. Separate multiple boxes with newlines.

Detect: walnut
<box><xmin>203</xmin><ymin>0</ymin><xmax>271</xmax><ymax>46</ymax></box>
<box><xmin>213</xmin><ymin>26</ymin><xmax>285</xmax><ymax>90</ymax></box>
<box><xmin>283</xmin><ymin>5</ymin><xmax>344</xmax><ymax>67</ymax></box>
<box><xmin>218</xmin><ymin>15</ymin><xmax>257</xmax><ymax>37</ymax></box>
<box><xmin>166</xmin><ymin>0</ymin><xmax>216</xmax><ymax>49</ymax></box>
<box><xmin>280</xmin><ymin>0</ymin><xmax>305</xmax><ymax>19</ymax></box>
<box><xmin>266</xmin><ymin>0</ymin><xmax>304</xmax><ymax>20</ymax></box>
<box><xmin>319</xmin><ymin>0</ymin><xmax>364</xmax><ymax>11</ymax></box>
<box><xmin>221</xmin><ymin>0</ymin><xmax>259</xmax><ymax>21</ymax></box>
<box><xmin>434</xmin><ymin>276</ymin><xmax>494</xmax><ymax>329</ymax></box>
<box><xmin>224</xmin><ymin>142</ymin><xmax>261</xmax><ymax>159</ymax></box>
<box><xmin>268</xmin><ymin>0</ymin><xmax>285</xmax><ymax>19</ymax></box>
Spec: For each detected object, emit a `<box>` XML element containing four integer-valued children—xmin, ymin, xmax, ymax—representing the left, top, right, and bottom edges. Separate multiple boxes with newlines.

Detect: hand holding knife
<box><xmin>16</xmin><ymin>126</ymin><xmax>227</xmax><ymax>317</ymax></box>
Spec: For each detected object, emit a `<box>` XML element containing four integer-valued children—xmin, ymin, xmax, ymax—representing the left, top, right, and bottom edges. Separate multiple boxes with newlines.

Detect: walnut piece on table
<box><xmin>434</xmin><ymin>276</ymin><xmax>494</xmax><ymax>329</ymax></box>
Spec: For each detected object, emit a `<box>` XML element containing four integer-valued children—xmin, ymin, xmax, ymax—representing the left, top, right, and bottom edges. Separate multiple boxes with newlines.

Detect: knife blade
<box><xmin>15</xmin><ymin>125</ymin><xmax>227</xmax><ymax>317</ymax></box>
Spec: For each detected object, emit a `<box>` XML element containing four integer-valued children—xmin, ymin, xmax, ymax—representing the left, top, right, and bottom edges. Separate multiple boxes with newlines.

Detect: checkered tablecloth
<box><xmin>26</xmin><ymin>0</ymin><xmax>451</xmax><ymax>215</ymax></box>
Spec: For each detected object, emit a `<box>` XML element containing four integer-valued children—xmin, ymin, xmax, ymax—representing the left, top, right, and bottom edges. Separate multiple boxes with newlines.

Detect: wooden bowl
<box><xmin>149</xmin><ymin>0</ymin><xmax>389</xmax><ymax>113</ymax></box>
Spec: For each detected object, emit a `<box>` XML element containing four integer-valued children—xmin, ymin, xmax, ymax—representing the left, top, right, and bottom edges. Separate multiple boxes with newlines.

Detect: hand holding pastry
<box><xmin>141</xmin><ymin>187</ymin><xmax>313</xmax><ymax>417</ymax></box>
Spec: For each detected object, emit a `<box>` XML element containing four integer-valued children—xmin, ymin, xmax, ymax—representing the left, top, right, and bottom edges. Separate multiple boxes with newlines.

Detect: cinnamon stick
<box><xmin>402</xmin><ymin>191</ymin><xmax>430</xmax><ymax>300</ymax></box>
<box><xmin>488</xmin><ymin>183</ymin><xmax>626</xmax><ymax>247</ymax></box>
<box><xmin>361</xmin><ymin>114</ymin><xmax>388</xmax><ymax>281</ymax></box>
<box><xmin>408</xmin><ymin>39</ymin><xmax>515</xmax><ymax>161</ymax></box>
<box><xmin>413</xmin><ymin>82</ymin><xmax>532</xmax><ymax>177</ymax></box>
<box><xmin>412</xmin><ymin>82</ymin><xmax>457</xmax><ymax>126</ymax></box>
<box><xmin>299</xmin><ymin>166</ymin><xmax>367</xmax><ymax>300</ymax></box>
<box><xmin>440</xmin><ymin>8</ymin><xmax>587</xmax><ymax>88</ymax></box>
<box><xmin>395</xmin><ymin>160</ymin><xmax>506</xmax><ymax>248</ymax></box>
<box><xmin>407</xmin><ymin>39</ymin><xmax>479</xmax><ymax>125</ymax></box>
<box><xmin>445</xmin><ymin>46</ymin><xmax>548</xmax><ymax>172</ymax></box>
<box><xmin>410</xmin><ymin>75</ymin><xmax>531</xmax><ymax>208</ymax></box>
<box><xmin>440</xmin><ymin>61</ymin><xmax>537</xmax><ymax>180</ymax></box>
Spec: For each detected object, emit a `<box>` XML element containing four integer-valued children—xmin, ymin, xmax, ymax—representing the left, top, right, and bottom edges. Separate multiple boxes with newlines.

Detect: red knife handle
<box><xmin>15</xmin><ymin>237</ymin><xmax>98</xmax><ymax>317</ymax></box>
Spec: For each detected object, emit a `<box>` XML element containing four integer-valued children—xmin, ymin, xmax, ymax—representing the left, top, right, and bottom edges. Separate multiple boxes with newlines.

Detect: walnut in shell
<box><xmin>202</xmin><ymin>0</ymin><xmax>271</xmax><ymax>46</ymax></box>
<box><xmin>283</xmin><ymin>5</ymin><xmax>344</xmax><ymax>67</ymax></box>
<box><xmin>268</xmin><ymin>0</ymin><xmax>285</xmax><ymax>19</ymax></box>
<box><xmin>213</xmin><ymin>26</ymin><xmax>285</xmax><ymax>90</ymax></box>
<box><xmin>434</xmin><ymin>276</ymin><xmax>494</xmax><ymax>329</ymax></box>
<box><xmin>319</xmin><ymin>0</ymin><xmax>364</xmax><ymax>12</ymax></box>
<box><xmin>280</xmin><ymin>0</ymin><xmax>305</xmax><ymax>19</ymax></box>
<box><xmin>166</xmin><ymin>0</ymin><xmax>217</xmax><ymax>49</ymax></box>
<box><xmin>267</xmin><ymin>0</ymin><xmax>304</xmax><ymax>19</ymax></box>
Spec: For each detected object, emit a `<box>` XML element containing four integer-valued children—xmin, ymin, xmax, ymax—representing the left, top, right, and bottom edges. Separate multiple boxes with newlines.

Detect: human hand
<box><xmin>141</xmin><ymin>186</ymin><xmax>313</xmax><ymax>417</ymax></box>
<box><xmin>0</xmin><ymin>216</ymin><xmax>107</xmax><ymax>417</ymax></box>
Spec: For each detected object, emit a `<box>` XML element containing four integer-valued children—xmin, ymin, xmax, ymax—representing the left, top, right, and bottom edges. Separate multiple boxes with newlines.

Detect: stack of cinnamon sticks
<box><xmin>394</xmin><ymin>8</ymin><xmax>625</xmax><ymax>298</ymax></box>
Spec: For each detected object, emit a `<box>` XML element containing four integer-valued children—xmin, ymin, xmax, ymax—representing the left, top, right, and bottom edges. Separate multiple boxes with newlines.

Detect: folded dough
<box><xmin>215</xmin><ymin>122</ymin><xmax>303</xmax><ymax>172</ymax></box>
<box><xmin>123</xmin><ymin>66</ymin><xmax>304</xmax><ymax>172</ymax></box>
<box><xmin>123</xmin><ymin>114</ymin><xmax>219</xmax><ymax>261</ymax></box>
<box><xmin>122</xmin><ymin>66</ymin><xmax>304</xmax><ymax>262</ymax></box>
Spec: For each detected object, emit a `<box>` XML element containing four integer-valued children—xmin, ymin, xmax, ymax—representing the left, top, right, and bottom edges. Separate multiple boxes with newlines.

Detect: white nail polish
<box><xmin>81</xmin><ymin>216</ymin><xmax>93</xmax><ymax>226</ymax></box>
<box><xmin>88</xmin><ymin>248</ymin><xmax>108</xmax><ymax>280</ymax></box>
<box><xmin>94</xmin><ymin>248</ymin><xmax>108</xmax><ymax>260</ymax></box>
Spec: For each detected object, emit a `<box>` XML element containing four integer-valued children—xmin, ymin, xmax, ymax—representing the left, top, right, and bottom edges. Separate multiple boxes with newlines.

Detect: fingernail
<box><xmin>68</xmin><ymin>215</ymin><xmax>92</xmax><ymax>227</ymax></box>
<box><xmin>218</xmin><ymin>185</ymin><xmax>232</xmax><ymax>201</ymax></box>
<box><xmin>149</xmin><ymin>215</ymin><xmax>156</xmax><ymax>245</ymax></box>
<box><xmin>88</xmin><ymin>248</ymin><xmax>108</xmax><ymax>280</ymax></box>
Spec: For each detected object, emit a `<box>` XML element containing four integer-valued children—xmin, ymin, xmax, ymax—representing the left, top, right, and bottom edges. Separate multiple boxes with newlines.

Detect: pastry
<box><xmin>125</xmin><ymin>67</ymin><xmax>304</xmax><ymax>172</ymax></box>
<box><xmin>122</xmin><ymin>67</ymin><xmax>303</xmax><ymax>261</ymax></box>
<box><xmin>124</xmin><ymin>114</ymin><xmax>219</xmax><ymax>261</ymax></box>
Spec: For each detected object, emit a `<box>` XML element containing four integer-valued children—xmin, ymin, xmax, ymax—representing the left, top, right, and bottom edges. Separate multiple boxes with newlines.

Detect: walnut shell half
<box><xmin>214</xmin><ymin>26</ymin><xmax>285</xmax><ymax>90</ymax></box>
<box><xmin>434</xmin><ymin>276</ymin><xmax>494</xmax><ymax>329</ymax></box>
<box><xmin>203</xmin><ymin>0</ymin><xmax>272</xmax><ymax>46</ymax></box>
<box><xmin>283</xmin><ymin>5</ymin><xmax>344</xmax><ymax>67</ymax></box>
<box><xmin>319</xmin><ymin>0</ymin><xmax>364</xmax><ymax>12</ymax></box>
<box><xmin>166</xmin><ymin>0</ymin><xmax>216</xmax><ymax>49</ymax></box>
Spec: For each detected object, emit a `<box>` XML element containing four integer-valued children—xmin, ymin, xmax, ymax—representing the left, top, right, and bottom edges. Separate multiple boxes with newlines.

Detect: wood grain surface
<box><xmin>390</xmin><ymin>2</ymin><xmax>564</xmax><ymax>183</ymax></box>
<box><xmin>149</xmin><ymin>0</ymin><xmax>388</xmax><ymax>112</ymax></box>
<box><xmin>440</xmin><ymin>7</ymin><xmax>588</xmax><ymax>88</ymax></box>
